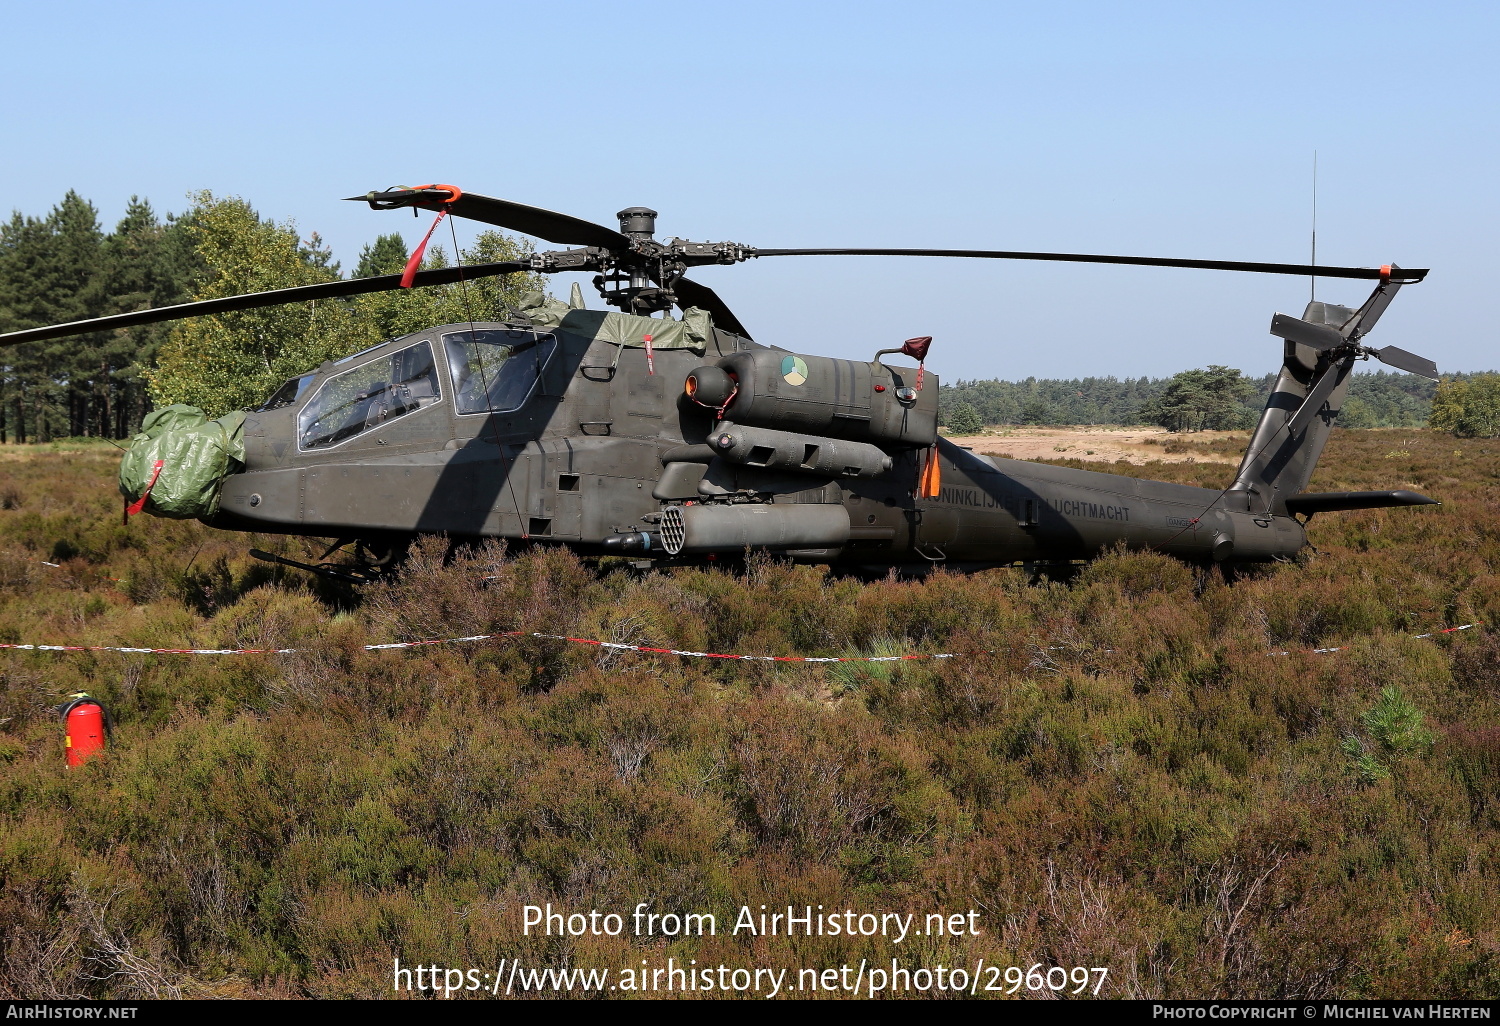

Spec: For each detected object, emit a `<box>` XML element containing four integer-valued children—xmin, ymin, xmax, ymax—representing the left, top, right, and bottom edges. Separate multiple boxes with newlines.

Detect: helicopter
<box><xmin>0</xmin><ymin>184</ymin><xmax>1442</xmax><ymax>579</ymax></box>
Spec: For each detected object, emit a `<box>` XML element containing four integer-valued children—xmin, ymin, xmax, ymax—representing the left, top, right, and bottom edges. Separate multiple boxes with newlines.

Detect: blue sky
<box><xmin>3</xmin><ymin>1</ymin><xmax>1494</xmax><ymax>379</ymax></box>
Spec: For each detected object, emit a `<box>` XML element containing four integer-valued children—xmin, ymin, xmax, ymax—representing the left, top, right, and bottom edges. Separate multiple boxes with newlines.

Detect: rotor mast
<box><xmin>604</xmin><ymin>206</ymin><xmax>677</xmax><ymax>316</ymax></box>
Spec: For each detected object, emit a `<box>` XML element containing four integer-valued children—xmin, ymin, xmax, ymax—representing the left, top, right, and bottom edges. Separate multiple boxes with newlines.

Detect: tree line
<box><xmin>939</xmin><ymin>366</ymin><xmax>1491</xmax><ymax>433</ymax></box>
<box><xmin>1430</xmin><ymin>375</ymin><xmax>1500</xmax><ymax>438</ymax></box>
<box><xmin>0</xmin><ymin>193</ymin><xmax>199</xmax><ymax>441</ymax></box>
<box><xmin>2</xmin><ymin>189</ymin><xmax>1492</xmax><ymax>440</ymax></box>
<box><xmin>0</xmin><ymin>191</ymin><xmax>544</xmax><ymax>440</ymax></box>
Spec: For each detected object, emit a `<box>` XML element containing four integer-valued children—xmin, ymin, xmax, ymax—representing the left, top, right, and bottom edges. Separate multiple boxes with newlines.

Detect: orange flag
<box><xmin>919</xmin><ymin>446</ymin><xmax>941</xmax><ymax>498</ymax></box>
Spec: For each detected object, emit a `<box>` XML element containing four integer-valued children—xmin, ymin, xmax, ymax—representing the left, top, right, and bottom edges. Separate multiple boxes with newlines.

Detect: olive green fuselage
<box><xmin>211</xmin><ymin>321</ymin><xmax>1305</xmax><ymax>567</ymax></box>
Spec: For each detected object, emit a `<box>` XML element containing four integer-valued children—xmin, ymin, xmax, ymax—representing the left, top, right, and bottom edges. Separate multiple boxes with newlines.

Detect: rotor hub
<box><xmin>617</xmin><ymin>207</ymin><xmax>658</xmax><ymax>240</ymax></box>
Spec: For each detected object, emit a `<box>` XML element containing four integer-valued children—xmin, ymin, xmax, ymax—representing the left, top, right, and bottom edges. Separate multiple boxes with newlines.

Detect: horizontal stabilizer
<box><xmin>1283</xmin><ymin>489</ymin><xmax>1440</xmax><ymax>515</ymax></box>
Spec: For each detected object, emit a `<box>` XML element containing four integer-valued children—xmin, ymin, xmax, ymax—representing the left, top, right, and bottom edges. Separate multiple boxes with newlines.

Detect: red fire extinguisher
<box><xmin>58</xmin><ymin>693</ymin><xmax>111</xmax><ymax>767</ymax></box>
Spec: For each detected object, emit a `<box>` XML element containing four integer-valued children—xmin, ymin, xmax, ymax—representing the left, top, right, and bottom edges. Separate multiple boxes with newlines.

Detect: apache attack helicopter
<box><xmin>0</xmin><ymin>185</ymin><xmax>1441</xmax><ymax>579</ymax></box>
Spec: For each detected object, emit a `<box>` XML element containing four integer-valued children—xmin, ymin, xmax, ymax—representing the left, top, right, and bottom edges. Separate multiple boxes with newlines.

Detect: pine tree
<box><xmin>1</xmin><ymin>191</ymin><xmax>550</xmax><ymax>434</ymax></box>
<box><xmin>299</xmin><ymin>231</ymin><xmax>340</xmax><ymax>276</ymax></box>
<box><xmin>352</xmin><ymin>233</ymin><xmax>413</xmax><ymax>341</ymax></box>
<box><xmin>0</xmin><ymin>193</ymin><xmax>107</xmax><ymax>440</ymax></box>
<box><xmin>945</xmin><ymin>401</ymin><xmax>983</xmax><ymax>435</ymax></box>
<box><xmin>0</xmin><ymin>211</ymin><xmax>43</xmax><ymax>440</ymax></box>
<box><xmin>99</xmin><ymin>197</ymin><xmax>204</xmax><ymax>436</ymax></box>
<box><xmin>354</xmin><ymin>233</ymin><xmax>408</xmax><ymax>278</ymax></box>
<box><xmin>352</xmin><ymin>230</ymin><xmax>546</xmax><ymax>343</ymax></box>
<box><xmin>49</xmin><ymin>192</ymin><xmax>107</xmax><ymax>438</ymax></box>
<box><xmin>1138</xmin><ymin>365</ymin><xmax>1256</xmax><ymax>432</ymax></box>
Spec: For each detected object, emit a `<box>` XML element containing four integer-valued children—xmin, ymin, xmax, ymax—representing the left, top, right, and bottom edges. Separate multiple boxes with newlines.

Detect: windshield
<box><xmin>443</xmin><ymin>328</ymin><xmax>558</xmax><ymax>415</ymax></box>
<box><xmin>298</xmin><ymin>340</ymin><xmax>442</xmax><ymax>450</ymax></box>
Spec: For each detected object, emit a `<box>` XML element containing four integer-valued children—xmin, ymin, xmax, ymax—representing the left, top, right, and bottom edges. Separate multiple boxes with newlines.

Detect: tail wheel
<box><xmin>356</xmin><ymin>536</ymin><xmax>408</xmax><ymax>569</ymax></box>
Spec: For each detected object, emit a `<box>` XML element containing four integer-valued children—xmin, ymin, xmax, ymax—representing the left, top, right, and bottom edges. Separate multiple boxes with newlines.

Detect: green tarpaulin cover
<box><xmin>514</xmin><ymin>292</ymin><xmax>712</xmax><ymax>350</ymax></box>
<box><xmin>118</xmin><ymin>405</ymin><xmax>246</xmax><ymax>520</ymax></box>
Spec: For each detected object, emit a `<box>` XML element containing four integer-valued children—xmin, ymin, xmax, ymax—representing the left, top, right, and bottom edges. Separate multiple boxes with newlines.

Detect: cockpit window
<box><xmin>298</xmin><ymin>340</ymin><xmax>442</xmax><ymax>451</ymax></box>
<box><xmin>443</xmin><ymin>329</ymin><xmax>558</xmax><ymax>415</ymax></box>
<box><xmin>259</xmin><ymin>373</ymin><xmax>315</xmax><ymax>411</ymax></box>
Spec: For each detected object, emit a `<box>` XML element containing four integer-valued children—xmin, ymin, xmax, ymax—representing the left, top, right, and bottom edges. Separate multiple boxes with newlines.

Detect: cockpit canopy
<box><xmin>256</xmin><ymin>325</ymin><xmax>558</xmax><ymax>452</ymax></box>
<box><xmin>443</xmin><ymin>329</ymin><xmax>558</xmax><ymax>415</ymax></box>
<box><xmin>298</xmin><ymin>340</ymin><xmax>443</xmax><ymax>450</ymax></box>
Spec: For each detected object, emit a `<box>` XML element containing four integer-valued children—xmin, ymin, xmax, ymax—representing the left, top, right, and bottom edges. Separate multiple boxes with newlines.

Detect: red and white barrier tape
<box><xmin>36</xmin><ymin>560</ymin><xmax>124</xmax><ymax>584</ymax></box>
<box><xmin>0</xmin><ymin>630</ymin><xmax>957</xmax><ymax>660</ymax></box>
<box><xmin>1267</xmin><ymin>622</ymin><xmax>1481</xmax><ymax>656</ymax></box>
<box><xmin>0</xmin><ymin>624</ymin><xmax>1483</xmax><ymax>661</ymax></box>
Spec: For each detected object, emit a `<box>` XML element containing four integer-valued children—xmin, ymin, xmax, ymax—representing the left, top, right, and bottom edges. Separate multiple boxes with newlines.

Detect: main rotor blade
<box><xmin>1371</xmin><ymin>345</ymin><xmax>1439</xmax><ymax>380</ymax></box>
<box><xmin>672</xmin><ymin>277</ymin><xmax>753</xmax><ymax>340</ymax></box>
<box><xmin>350</xmin><ymin>188</ymin><xmax>630</xmax><ymax>250</ymax></box>
<box><xmin>754</xmin><ymin>248</ymin><xmax>1428</xmax><ymax>282</ymax></box>
<box><xmin>0</xmin><ymin>260</ymin><xmax>531</xmax><ymax>349</ymax></box>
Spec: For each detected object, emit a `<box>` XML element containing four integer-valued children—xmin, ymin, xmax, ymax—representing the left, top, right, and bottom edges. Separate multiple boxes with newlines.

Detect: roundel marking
<box><xmin>781</xmin><ymin>355</ymin><xmax>809</xmax><ymax>386</ymax></box>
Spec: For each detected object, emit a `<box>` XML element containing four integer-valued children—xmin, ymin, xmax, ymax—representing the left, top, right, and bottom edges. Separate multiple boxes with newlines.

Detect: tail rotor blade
<box><xmin>1270</xmin><ymin>313</ymin><xmax>1344</xmax><ymax>351</ymax></box>
<box><xmin>1372</xmin><ymin>345</ymin><xmax>1439</xmax><ymax>379</ymax></box>
<box><xmin>1286</xmin><ymin>356</ymin><xmax>1353</xmax><ymax>437</ymax></box>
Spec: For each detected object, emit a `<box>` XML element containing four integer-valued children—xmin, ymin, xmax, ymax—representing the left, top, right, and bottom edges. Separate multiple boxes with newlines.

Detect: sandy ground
<box><xmin>0</xmin><ymin>431</ymin><xmax>1245</xmax><ymax>468</ymax></box>
<box><xmin>943</xmin><ymin>426</ymin><xmax>1246</xmax><ymax>465</ymax></box>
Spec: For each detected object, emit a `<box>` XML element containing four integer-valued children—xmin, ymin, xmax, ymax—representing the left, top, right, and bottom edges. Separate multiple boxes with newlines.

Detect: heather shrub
<box><xmin>1451</xmin><ymin>631</ymin><xmax>1500</xmax><ymax>695</ymax></box>
<box><xmin>1076</xmin><ymin>544</ymin><xmax>1194</xmax><ymax>598</ymax></box>
<box><xmin>0</xmin><ymin>429</ymin><xmax>1497</xmax><ymax>998</ymax></box>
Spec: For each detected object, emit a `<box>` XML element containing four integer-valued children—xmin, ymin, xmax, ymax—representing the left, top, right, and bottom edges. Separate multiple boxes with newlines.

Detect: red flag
<box><xmin>125</xmin><ymin>459</ymin><xmax>165</xmax><ymax>517</ymax></box>
<box><xmin>902</xmin><ymin>336</ymin><xmax>933</xmax><ymax>389</ymax></box>
<box><xmin>401</xmin><ymin>210</ymin><xmax>447</xmax><ymax>288</ymax></box>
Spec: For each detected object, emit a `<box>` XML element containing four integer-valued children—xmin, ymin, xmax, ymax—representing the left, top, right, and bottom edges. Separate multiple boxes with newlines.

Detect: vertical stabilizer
<box><xmin>1228</xmin><ymin>270</ymin><xmax>1427</xmax><ymax>514</ymax></box>
<box><xmin>1229</xmin><ymin>300</ymin><xmax>1357</xmax><ymax>512</ymax></box>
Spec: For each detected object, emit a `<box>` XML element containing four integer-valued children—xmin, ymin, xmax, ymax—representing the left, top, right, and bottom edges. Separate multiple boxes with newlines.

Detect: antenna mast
<box><xmin>1310</xmin><ymin>151</ymin><xmax>1318</xmax><ymax>303</ymax></box>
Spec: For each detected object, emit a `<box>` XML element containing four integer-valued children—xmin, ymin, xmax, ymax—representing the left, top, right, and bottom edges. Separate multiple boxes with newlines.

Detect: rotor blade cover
<box><xmin>119</xmin><ymin>405</ymin><xmax>246</xmax><ymax>520</ymax></box>
<box><xmin>353</xmin><ymin>188</ymin><xmax>629</xmax><ymax>250</ymax></box>
<box><xmin>673</xmin><ymin>277</ymin><xmax>753</xmax><ymax>340</ymax></box>
<box><xmin>1372</xmin><ymin>345</ymin><xmax>1439</xmax><ymax>380</ymax></box>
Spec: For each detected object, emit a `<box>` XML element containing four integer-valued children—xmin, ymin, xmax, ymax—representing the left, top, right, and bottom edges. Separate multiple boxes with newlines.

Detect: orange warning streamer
<box><xmin>919</xmin><ymin>446</ymin><xmax>942</xmax><ymax>498</ymax></box>
<box><xmin>401</xmin><ymin>211</ymin><xmax>447</xmax><ymax>287</ymax></box>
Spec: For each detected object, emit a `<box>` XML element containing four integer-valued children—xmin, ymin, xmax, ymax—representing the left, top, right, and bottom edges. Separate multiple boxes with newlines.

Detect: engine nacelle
<box><xmin>691</xmin><ymin>350</ymin><xmax>937</xmax><ymax>447</ymax></box>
